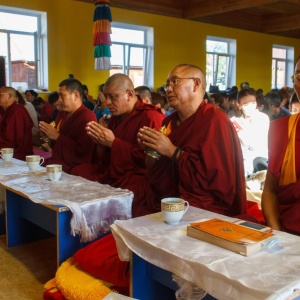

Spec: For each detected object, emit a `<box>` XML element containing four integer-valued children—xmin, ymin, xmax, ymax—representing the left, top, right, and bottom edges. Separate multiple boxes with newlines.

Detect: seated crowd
<box><xmin>1</xmin><ymin>63</ymin><xmax>300</xmax><ymax>229</ymax></box>
<box><xmin>1</xmin><ymin>60</ymin><xmax>300</xmax><ymax>296</ymax></box>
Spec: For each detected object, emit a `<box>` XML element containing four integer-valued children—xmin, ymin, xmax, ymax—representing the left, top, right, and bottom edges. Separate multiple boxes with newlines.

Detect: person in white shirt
<box><xmin>16</xmin><ymin>91</ymin><xmax>40</xmax><ymax>144</ymax></box>
<box><xmin>231</xmin><ymin>88</ymin><xmax>269</xmax><ymax>177</ymax></box>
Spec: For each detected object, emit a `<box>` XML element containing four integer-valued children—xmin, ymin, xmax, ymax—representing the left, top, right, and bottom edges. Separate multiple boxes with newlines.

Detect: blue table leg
<box><xmin>56</xmin><ymin>209</ymin><xmax>86</xmax><ymax>265</ymax></box>
<box><xmin>6</xmin><ymin>190</ymin><xmax>54</xmax><ymax>246</ymax></box>
<box><xmin>0</xmin><ymin>212</ymin><xmax>5</xmax><ymax>235</ymax></box>
<box><xmin>131</xmin><ymin>253</ymin><xmax>217</xmax><ymax>300</ymax></box>
<box><xmin>0</xmin><ymin>186</ymin><xmax>6</xmax><ymax>235</ymax></box>
<box><xmin>5</xmin><ymin>190</ymin><xmax>92</xmax><ymax>267</ymax></box>
<box><xmin>131</xmin><ymin>253</ymin><xmax>177</xmax><ymax>300</ymax></box>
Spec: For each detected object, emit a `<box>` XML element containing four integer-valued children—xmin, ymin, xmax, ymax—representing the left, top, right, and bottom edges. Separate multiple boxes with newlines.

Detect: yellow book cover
<box><xmin>190</xmin><ymin>218</ymin><xmax>274</xmax><ymax>245</ymax></box>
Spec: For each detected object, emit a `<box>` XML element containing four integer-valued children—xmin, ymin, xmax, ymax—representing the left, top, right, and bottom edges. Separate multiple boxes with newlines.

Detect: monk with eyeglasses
<box><xmin>138</xmin><ymin>64</ymin><xmax>248</xmax><ymax>217</ymax></box>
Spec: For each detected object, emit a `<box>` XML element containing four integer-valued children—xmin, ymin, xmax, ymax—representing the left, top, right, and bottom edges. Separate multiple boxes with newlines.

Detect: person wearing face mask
<box><xmin>261</xmin><ymin>56</ymin><xmax>300</xmax><ymax>235</ymax></box>
<box><xmin>231</xmin><ymin>88</ymin><xmax>270</xmax><ymax>177</ymax></box>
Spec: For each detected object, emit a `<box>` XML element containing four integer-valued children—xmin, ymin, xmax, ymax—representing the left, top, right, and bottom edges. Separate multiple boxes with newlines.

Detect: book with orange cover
<box><xmin>187</xmin><ymin>218</ymin><xmax>275</xmax><ymax>256</ymax></box>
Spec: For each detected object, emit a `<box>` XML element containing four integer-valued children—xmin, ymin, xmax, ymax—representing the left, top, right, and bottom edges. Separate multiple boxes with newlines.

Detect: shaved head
<box><xmin>0</xmin><ymin>86</ymin><xmax>18</xmax><ymax>110</ymax></box>
<box><xmin>1</xmin><ymin>86</ymin><xmax>17</xmax><ymax>97</ymax></box>
<box><xmin>104</xmin><ymin>73</ymin><xmax>134</xmax><ymax>91</ymax></box>
<box><xmin>102</xmin><ymin>73</ymin><xmax>138</xmax><ymax>119</ymax></box>
<box><xmin>173</xmin><ymin>64</ymin><xmax>206</xmax><ymax>90</ymax></box>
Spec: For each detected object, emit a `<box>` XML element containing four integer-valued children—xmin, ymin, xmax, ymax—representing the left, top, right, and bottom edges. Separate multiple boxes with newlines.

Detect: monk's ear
<box><xmin>126</xmin><ymin>89</ymin><xmax>134</xmax><ymax>100</ymax></box>
<box><xmin>72</xmin><ymin>90</ymin><xmax>80</xmax><ymax>101</ymax></box>
<box><xmin>193</xmin><ymin>77</ymin><xmax>202</xmax><ymax>92</ymax></box>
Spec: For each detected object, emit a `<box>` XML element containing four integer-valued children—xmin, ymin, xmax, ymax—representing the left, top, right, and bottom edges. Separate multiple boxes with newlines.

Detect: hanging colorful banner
<box><xmin>93</xmin><ymin>0</ymin><xmax>112</xmax><ymax>70</ymax></box>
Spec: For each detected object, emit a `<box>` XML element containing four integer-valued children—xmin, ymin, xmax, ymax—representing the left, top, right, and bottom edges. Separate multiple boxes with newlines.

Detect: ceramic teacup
<box><xmin>161</xmin><ymin>197</ymin><xmax>189</xmax><ymax>225</ymax></box>
<box><xmin>46</xmin><ymin>164</ymin><xmax>62</xmax><ymax>182</ymax></box>
<box><xmin>26</xmin><ymin>155</ymin><xmax>45</xmax><ymax>171</ymax></box>
<box><xmin>0</xmin><ymin>148</ymin><xmax>14</xmax><ymax>161</ymax></box>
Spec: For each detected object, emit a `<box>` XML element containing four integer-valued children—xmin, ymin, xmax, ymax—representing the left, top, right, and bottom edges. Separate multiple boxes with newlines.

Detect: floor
<box><xmin>0</xmin><ymin>235</ymin><xmax>57</xmax><ymax>300</ymax></box>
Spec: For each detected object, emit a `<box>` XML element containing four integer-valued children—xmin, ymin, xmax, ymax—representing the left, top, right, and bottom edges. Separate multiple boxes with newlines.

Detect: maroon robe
<box><xmin>37</xmin><ymin>101</ymin><xmax>53</xmax><ymax>123</ymax></box>
<box><xmin>147</xmin><ymin>102</ymin><xmax>247</xmax><ymax>217</ymax></box>
<box><xmin>71</xmin><ymin>99</ymin><xmax>165</xmax><ymax>217</ymax></box>
<box><xmin>45</xmin><ymin>105</ymin><xmax>97</xmax><ymax>173</ymax></box>
<box><xmin>0</xmin><ymin>102</ymin><xmax>33</xmax><ymax>160</ymax></box>
<box><xmin>268</xmin><ymin>116</ymin><xmax>300</xmax><ymax>235</ymax></box>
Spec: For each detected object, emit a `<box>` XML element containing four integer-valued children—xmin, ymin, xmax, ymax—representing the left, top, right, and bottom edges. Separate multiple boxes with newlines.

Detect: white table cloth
<box><xmin>111</xmin><ymin>206</ymin><xmax>300</xmax><ymax>300</ymax></box>
<box><xmin>0</xmin><ymin>158</ymin><xmax>133</xmax><ymax>242</ymax></box>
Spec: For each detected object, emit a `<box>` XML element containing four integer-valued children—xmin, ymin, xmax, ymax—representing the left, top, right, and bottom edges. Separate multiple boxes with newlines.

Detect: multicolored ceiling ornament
<box><xmin>93</xmin><ymin>0</ymin><xmax>112</xmax><ymax>70</ymax></box>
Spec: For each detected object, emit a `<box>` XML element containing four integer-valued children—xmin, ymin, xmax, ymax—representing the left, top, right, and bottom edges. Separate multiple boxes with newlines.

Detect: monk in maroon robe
<box><xmin>0</xmin><ymin>86</ymin><xmax>33</xmax><ymax>160</ymax></box>
<box><xmin>71</xmin><ymin>74</ymin><xmax>165</xmax><ymax>217</ymax></box>
<box><xmin>39</xmin><ymin>78</ymin><xmax>97</xmax><ymax>173</ymax></box>
<box><xmin>138</xmin><ymin>64</ymin><xmax>247</xmax><ymax>217</ymax></box>
<box><xmin>262</xmin><ymin>114</ymin><xmax>300</xmax><ymax>235</ymax></box>
<box><xmin>262</xmin><ymin>56</ymin><xmax>300</xmax><ymax>236</ymax></box>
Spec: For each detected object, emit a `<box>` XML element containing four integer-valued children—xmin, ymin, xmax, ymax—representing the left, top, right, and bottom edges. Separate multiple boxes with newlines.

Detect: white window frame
<box><xmin>0</xmin><ymin>5</ymin><xmax>48</xmax><ymax>90</ymax></box>
<box><xmin>110</xmin><ymin>22</ymin><xmax>153</xmax><ymax>88</ymax></box>
<box><xmin>206</xmin><ymin>36</ymin><xmax>236</xmax><ymax>92</ymax></box>
<box><xmin>272</xmin><ymin>45</ymin><xmax>294</xmax><ymax>89</ymax></box>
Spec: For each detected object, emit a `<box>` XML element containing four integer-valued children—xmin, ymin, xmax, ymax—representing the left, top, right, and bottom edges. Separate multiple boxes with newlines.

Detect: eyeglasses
<box><xmin>291</xmin><ymin>74</ymin><xmax>300</xmax><ymax>83</ymax></box>
<box><xmin>163</xmin><ymin>77</ymin><xmax>197</xmax><ymax>91</ymax></box>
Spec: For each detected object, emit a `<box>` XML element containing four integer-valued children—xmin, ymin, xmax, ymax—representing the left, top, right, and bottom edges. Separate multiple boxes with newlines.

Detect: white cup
<box><xmin>0</xmin><ymin>148</ymin><xmax>14</xmax><ymax>161</ymax></box>
<box><xmin>26</xmin><ymin>155</ymin><xmax>45</xmax><ymax>171</ymax></box>
<box><xmin>161</xmin><ymin>197</ymin><xmax>189</xmax><ymax>225</ymax></box>
<box><xmin>46</xmin><ymin>164</ymin><xmax>62</xmax><ymax>182</ymax></box>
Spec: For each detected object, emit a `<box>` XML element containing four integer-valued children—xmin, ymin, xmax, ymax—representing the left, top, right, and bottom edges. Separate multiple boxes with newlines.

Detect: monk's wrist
<box><xmin>172</xmin><ymin>146</ymin><xmax>183</xmax><ymax>162</ymax></box>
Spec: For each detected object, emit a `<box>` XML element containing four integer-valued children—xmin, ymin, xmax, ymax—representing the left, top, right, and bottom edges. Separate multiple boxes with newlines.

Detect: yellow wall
<box><xmin>1</xmin><ymin>0</ymin><xmax>300</xmax><ymax>96</ymax></box>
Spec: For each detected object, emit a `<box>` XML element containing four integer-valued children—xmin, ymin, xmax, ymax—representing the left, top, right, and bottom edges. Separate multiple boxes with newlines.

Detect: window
<box><xmin>0</xmin><ymin>6</ymin><xmax>47</xmax><ymax>90</ymax></box>
<box><xmin>272</xmin><ymin>46</ymin><xmax>294</xmax><ymax>89</ymax></box>
<box><xmin>110</xmin><ymin>23</ymin><xmax>153</xmax><ymax>88</ymax></box>
<box><xmin>206</xmin><ymin>36</ymin><xmax>236</xmax><ymax>92</ymax></box>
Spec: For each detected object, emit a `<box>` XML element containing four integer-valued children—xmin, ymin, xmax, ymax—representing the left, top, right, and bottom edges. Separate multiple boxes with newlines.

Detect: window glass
<box><xmin>0</xmin><ymin>12</ymin><xmax>37</xmax><ymax>32</ymax></box>
<box><xmin>206</xmin><ymin>40</ymin><xmax>228</xmax><ymax>53</ymax></box>
<box><xmin>272</xmin><ymin>59</ymin><xmax>285</xmax><ymax>88</ymax></box>
<box><xmin>10</xmin><ymin>33</ymin><xmax>35</xmax><ymax>61</ymax></box>
<box><xmin>110</xmin><ymin>43</ymin><xmax>125</xmax><ymax>73</ymax></box>
<box><xmin>0</xmin><ymin>32</ymin><xmax>7</xmax><ymax>56</ymax></box>
<box><xmin>0</xmin><ymin>8</ymin><xmax>47</xmax><ymax>90</ymax></box>
<box><xmin>111</xmin><ymin>27</ymin><xmax>144</xmax><ymax>44</ymax></box>
<box><xmin>272</xmin><ymin>48</ymin><xmax>286</xmax><ymax>59</ymax></box>
<box><xmin>272</xmin><ymin>46</ymin><xmax>294</xmax><ymax>89</ymax></box>
<box><xmin>206</xmin><ymin>37</ymin><xmax>235</xmax><ymax>91</ymax></box>
<box><xmin>128</xmin><ymin>47</ymin><xmax>146</xmax><ymax>87</ymax></box>
<box><xmin>110</xmin><ymin>24</ymin><xmax>153</xmax><ymax>88</ymax></box>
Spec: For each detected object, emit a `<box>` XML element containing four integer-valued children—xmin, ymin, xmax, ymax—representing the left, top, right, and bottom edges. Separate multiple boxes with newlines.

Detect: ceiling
<box><xmin>79</xmin><ymin>0</ymin><xmax>300</xmax><ymax>39</ymax></box>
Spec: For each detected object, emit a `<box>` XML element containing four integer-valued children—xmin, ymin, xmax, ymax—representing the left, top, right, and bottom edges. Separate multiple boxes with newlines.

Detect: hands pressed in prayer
<box><xmin>39</xmin><ymin>121</ymin><xmax>60</xmax><ymax>140</ymax></box>
<box><xmin>98</xmin><ymin>114</ymin><xmax>111</xmax><ymax>128</ymax></box>
<box><xmin>137</xmin><ymin>126</ymin><xmax>176</xmax><ymax>159</ymax></box>
<box><xmin>86</xmin><ymin>121</ymin><xmax>115</xmax><ymax>147</ymax></box>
